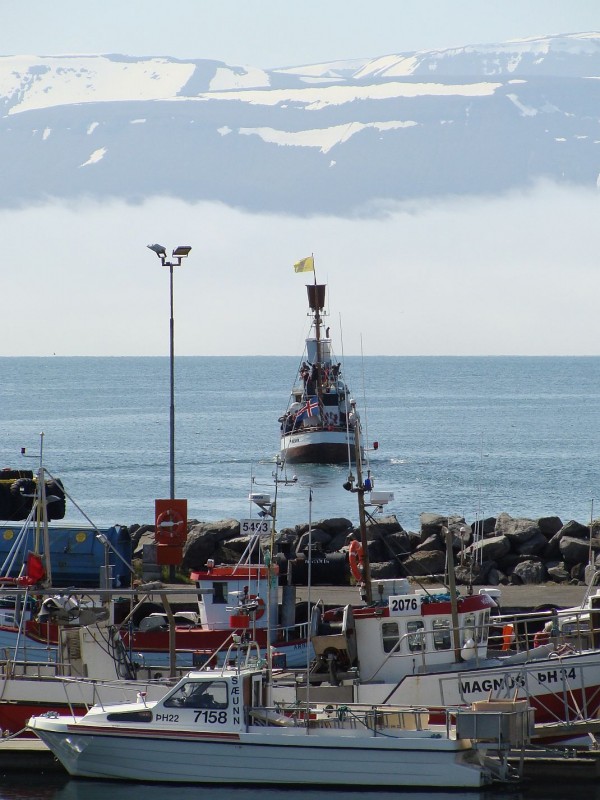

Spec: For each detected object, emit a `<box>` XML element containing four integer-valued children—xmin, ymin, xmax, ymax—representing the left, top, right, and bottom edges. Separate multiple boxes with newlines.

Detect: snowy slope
<box><xmin>0</xmin><ymin>34</ymin><xmax>599</xmax><ymax>214</ymax></box>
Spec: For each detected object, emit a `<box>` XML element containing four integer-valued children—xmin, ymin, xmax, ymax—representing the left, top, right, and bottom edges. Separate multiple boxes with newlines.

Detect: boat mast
<box><xmin>306</xmin><ymin>280</ymin><xmax>326</xmax><ymax>407</ymax></box>
<box><xmin>444</xmin><ymin>526</ymin><xmax>462</xmax><ymax>663</ymax></box>
<box><xmin>344</xmin><ymin>404</ymin><xmax>373</xmax><ymax>604</ymax></box>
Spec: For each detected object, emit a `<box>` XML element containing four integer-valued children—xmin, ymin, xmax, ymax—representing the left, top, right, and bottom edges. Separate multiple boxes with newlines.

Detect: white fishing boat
<box><xmin>28</xmin><ymin>637</ymin><xmax>529</xmax><ymax>787</ymax></box>
<box><xmin>274</xmin><ymin>435</ymin><xmax>600</xmax><ymax>747</ymax></box>
<box><xmin>280</xmin><ymin>264</ymin><xmax>366</xmax><ymax>464</ymax></box>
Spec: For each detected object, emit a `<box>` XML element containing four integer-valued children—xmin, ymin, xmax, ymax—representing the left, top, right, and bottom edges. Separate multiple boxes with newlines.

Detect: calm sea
<box><xmin>0</xmin><ymin>773</ymin><xmax>597</xmax><ymax>800</ymax></box>
<box><xmin>1</xmin><ymin>356</ymin><xmax>600</xmax><ymax>533</ymax></box>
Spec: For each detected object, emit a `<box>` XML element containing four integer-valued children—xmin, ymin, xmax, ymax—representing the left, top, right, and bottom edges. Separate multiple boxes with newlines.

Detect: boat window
<box><xmin>381</xmin><ymin>621</ymin><xmax>401</xmax><ymax>654</ymax></box>
<box><xmin>462</xmin><ymin>614</ymin><xmax>475</xmax><ymax>646</ymax></box>
<box><xmin>477</xmin><ymin>610</ymin><xmax>489</xmax><ymax>644</ymax></box>
<box><xmin>432</xmin><ymin>619</ymin><xmax>451</xmax><ymax>650</ymax></box>
<box><xmin>164</xmin><ymin>680</ymin><xmax>228</xmax><ymax>709</ymax></box>
<box><xmin>252</xmin><ymin>677</ymin><xmax>262</xmax><ymax>707</ymax></box>
<box><xmin>212</xmin><ymin>583</ymin><xmax>227</xmax><ymax>604</ymax></box>
<box><xmin>407</xmin><ymin>620</ymin><xmax>425</xmax><ymax>652</ymax></box>
<box><xmin>106</xmin><ymin>710</ymin><xmax>153</xmax><ymax>723</ymax></box>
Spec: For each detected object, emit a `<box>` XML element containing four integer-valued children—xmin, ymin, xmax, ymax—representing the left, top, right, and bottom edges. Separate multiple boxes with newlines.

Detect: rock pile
<box><xmin>130</xmin><ymin>510</ymin><xmax>600</xmax><ymax>586</ymax></box>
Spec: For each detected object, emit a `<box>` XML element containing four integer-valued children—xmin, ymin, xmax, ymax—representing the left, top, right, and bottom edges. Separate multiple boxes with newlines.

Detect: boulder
<box><xmin>314</xmin><ymin>518</ymin><xmax>354</xmax><ymax>535</ymax></box>
<box><xmin>419</xmin><ymin>513</ymin><xmax>447</xmax><ymax>538</ymax></box>
<box><xmin>546</xmin><ymin>562</ymin><xmax>570</xmax><ymax>582</ymax></box>
<box><xmin>182</xmin><ymin>519</ymin><xmax>240</xmax><ymax>570</ymax></box>
<box><xmin>509</xmin><ymin>559</ymin><xmax>547</xmax><ymax>585</ymax></box>
<box><xmin>415</xmin><ymin>534</ymin><xmax>444</xmax><ymax>553</ymax></box>
<box><xmin>296</xmin><ymin>527</ymin><xmax>332</xmax><ymax>555</ymax></box>
<box><xmin>419</xmin><ymin>513</ymin><xmax>465</xmax><ymax>540</ymax></box>
<box><xmin>495</xmin><ymin>513</ymin><xmax>539</xmax><ymax>541</ymax></box>
<box><xmin>370</xmin><ymin>560</ymin><xmax>404</xmax><ymax>580</ymax></box>
<box><xmin>559</xmin><ymin>520</ymin><xmax>591</xmax><ymax>539</ymax></box>
<box><xmin>514</xmin><ymin>530</ymin><xmax>548</xmax><ymax>556</ymax></box>
<box><xmin>366</xmin><ymin>515</ymin><xmax>404</xmax><ymax>536</ymax></box>
<box><xmin>402</xmin><ymin>549</ymin><xmax>446</xmax><ymax>577</ymax></box>
<box><xmin>454</xmin><ymin>560</ymin><xmax>494</xmax><ymax>586</ymax></box>
<box><xmin>559</xmin><ymin>535</ymin><xmax>592</xmax><ymax>565</ymax></box>
<box><xmin>133</xmin><ymin>527</ymin><xmax>156</xmax><ymax>557</ymax></box>
<box><xmin>383</xmin><ymin>531</ymin><xmax>413</xmax><ymax>558</ymax></box>
<box><xmin>537</xmin><ymin>516</ymin><xmax>563</xmax><ymax>538</ymax></box>
<box><xmin>466</xmin><ymin>534</ymin><xmax>511</xmax><ymax>563</ymax></box>
<box><xmin>470</xmin><ymin>517</ymin><xmax>496</xmax><ymax>538</ymax></box>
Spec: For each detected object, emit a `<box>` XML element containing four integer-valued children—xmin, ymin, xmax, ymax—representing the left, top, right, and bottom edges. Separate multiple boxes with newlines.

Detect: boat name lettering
<box><xmin>194</xmin><ymin>710</ymin><xmax>228</xmax><ymax>724</ymax></box>
<box><xmin>536</xmin><ymin>667</ymin><xmax>576</xmax><ymax>683</ymax></box>
<box><xmin>459</xmin><ymin>666</ymin><xmax>577</xmax><ymax>695</ymax></box>
<box><xmin>231</xmin><ymin>676</ymin><xmax>240</xmax><ymax>725</ymax></box>
<box><xmin>155</xmin><ymin>713</ymin><xmax>179</xmax><ymax>723</ymax></box>
<box><xmin>389</xmin><ymin>595</ymin><xmax>421</xmax><ymax>615</ymax></box>
<box><xmin>460</xmin><ymin>674</ymin><xmax>526</xmax><ymax>694</ymax></box>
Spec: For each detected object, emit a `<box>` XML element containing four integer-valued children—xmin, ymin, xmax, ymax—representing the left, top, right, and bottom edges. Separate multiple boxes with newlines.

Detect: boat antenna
<box><xmin>337</xmin><ymin>313</ymin><xmax>353</xmax><ymax>471</ymax></box>
<box><xmin>360</xmin><ymin>333</ymin><xmax>371</xmax><ymax>471</ymax></box>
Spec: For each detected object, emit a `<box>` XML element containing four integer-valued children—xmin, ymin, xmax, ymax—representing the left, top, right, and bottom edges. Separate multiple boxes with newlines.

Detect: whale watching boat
<box><xmin>280</xmin><ymin>261</ymin><xmax>365</xmax><ymax>464</ymax></box>
<box><xmin>28</xmin><ymin>637</ymin><xmax>529</xmax><ymax>787</ymax></box>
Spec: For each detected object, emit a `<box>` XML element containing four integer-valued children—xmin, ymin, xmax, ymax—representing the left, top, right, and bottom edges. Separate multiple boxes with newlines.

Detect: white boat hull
<box><xmin>32</xmin><ymin>723</ymin><xmax>491</xmax><ymax>788</ymax></box>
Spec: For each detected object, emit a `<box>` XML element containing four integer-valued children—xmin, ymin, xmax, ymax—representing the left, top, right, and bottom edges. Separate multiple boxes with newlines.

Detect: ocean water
<box><xmin>1</xmin><ymin>356</ymin><xmax>600</xmax><ymax>535</ymax></box>
<box><xmin>0</xmin><ymin>773</ymin><xmax>597</xmax><ymax>800</ymax></box>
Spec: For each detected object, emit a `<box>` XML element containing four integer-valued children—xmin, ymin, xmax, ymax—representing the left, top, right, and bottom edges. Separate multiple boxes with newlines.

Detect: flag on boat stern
<box><xmin>297</xmin><ymin>395</ymin><xmax>319</xmax><ymax>422</ymax></box>
<box><xmin>294</xmin><ymin>255</ymin><xmax>314</xmax><ymax>273</ymax></box>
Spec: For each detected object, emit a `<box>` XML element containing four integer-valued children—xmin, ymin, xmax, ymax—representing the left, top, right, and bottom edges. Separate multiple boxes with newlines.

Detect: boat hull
<box><xmin>30</xmin><ymin>724</ymin><xmax>492</xmax><ymax>788</ymax></box>
<box><xmin>352</xmin><ymin>650</ymin><xmax>600</xmax><ymax>744</ymax></box>
<box><xmin>281</xmin><ymin>429</ymin><xmax>357</xmax><ymax>464</ymax></box>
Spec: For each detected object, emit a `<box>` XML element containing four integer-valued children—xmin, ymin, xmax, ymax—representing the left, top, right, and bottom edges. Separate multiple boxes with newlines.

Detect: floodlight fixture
<box><xmin>147</xmin><ymin>243</ymin><xmax>167</xmax><ymax>258</ymax></box>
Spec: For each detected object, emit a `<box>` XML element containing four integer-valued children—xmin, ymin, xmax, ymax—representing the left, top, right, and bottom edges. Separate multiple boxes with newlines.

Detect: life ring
<box><xmin>156</xmin><ymin>508</ymin><xmax>186</xmax><ymax>541</ymax></box>
<box><xmin>249</xmin><ymin>595</ymin><xmax>265</xmax><ymax>620</ymax></box>
<box><xmin>348</xmin><ymin>540</ymin><xmax>364</xmax><ymax>582</ymax></box>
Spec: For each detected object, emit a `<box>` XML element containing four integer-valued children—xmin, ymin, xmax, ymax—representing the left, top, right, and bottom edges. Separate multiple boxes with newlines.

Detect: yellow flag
<box><xmin>293</xmin><ymin>255</ymin><xmax>314</xmax><ymax>273</ymax></box>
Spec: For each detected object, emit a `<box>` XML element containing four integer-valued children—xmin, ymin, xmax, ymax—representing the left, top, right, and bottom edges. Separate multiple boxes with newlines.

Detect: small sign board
<box><xmin>240</xmin><ymin>519</ymin><xmax>271</xmax><ymax>536</ymax></box>
<box><xmin>388</xmin><ymin>594</ymin><xmax>422</xmax><ymax>616</ymax></box>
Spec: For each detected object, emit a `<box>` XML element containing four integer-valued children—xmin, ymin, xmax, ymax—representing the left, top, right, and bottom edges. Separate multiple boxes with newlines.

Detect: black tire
<box><xmin>9</xmin><ymin>478</ymin><xmax>35</xmax><ymax>520</ymax></box>
<box><xmin>45</xmin><ymin>479</ymin><xmax>66</xmax><ymax>520</ymax></box>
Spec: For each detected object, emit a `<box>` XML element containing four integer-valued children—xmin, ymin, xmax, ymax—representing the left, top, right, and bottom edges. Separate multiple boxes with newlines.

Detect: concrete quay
<box><xmin>294</xmin><ymin>581</ymin><xmax>591</xmax><ymax>612</ymax></box>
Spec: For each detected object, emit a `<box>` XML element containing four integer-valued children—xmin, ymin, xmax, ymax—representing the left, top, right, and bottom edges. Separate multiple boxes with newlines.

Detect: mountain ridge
<box><xmin>1</xmin><ymin>32</ymin><xmax>599</xmax><ymax>215</ymax></box>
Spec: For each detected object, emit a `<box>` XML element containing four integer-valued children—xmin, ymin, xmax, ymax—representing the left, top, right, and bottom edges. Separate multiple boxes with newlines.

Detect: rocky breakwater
<box><xmin>132</xmin><ymin>510</ymin><xmax>600</xmax><ymax>587</ymax></box>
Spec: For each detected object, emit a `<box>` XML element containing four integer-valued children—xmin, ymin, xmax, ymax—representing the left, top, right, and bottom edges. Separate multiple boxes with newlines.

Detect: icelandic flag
<box><xmin>297</xmin><ymin>395</ymin><xmax>319</xmax><ymax>422</ymax></box>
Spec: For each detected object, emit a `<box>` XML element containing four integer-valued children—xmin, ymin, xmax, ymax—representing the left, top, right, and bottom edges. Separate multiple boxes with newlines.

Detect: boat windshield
<box><xmin>164</xmin><ymin>679</ymin><xmax>228</xmax><ymax>709</ymax></box>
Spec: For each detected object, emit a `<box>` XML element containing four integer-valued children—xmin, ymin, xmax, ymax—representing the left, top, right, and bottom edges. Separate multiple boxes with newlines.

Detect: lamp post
<box><xmin>147</xmin><ymin>244</ymin><xmax>191</xmax><ymax>499</ymax></box>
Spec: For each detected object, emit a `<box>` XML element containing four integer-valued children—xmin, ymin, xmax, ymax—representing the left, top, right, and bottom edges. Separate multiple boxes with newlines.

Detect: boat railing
<box><xmin>253</xmin><ymin>702</ymin><xmax>433</xmax><ymax>733</ymax></box>
<box><xmin>51</xmin><ymin>676</ymin><xmax>175</xmax><ymax>720</ymax></box>
<box><xmin>490</xmin><ymin>606</ymin><xmax>598</xmax><ymax>654</ymax></box>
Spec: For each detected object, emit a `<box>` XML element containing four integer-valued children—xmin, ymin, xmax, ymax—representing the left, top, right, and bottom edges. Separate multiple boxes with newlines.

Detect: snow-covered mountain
<box><xmin>1</xmin><ymin>33</ymin><xmax>600</xmax><ymax>215</ymax></box>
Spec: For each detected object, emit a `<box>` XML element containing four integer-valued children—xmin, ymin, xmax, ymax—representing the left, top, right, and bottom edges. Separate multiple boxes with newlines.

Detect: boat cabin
<box><xmin>190</xmin><ymin>563</ymin><xmax>278</xmax><ymax>637</ymax></box>
<box><xmin>312</xmin><ymin>580</ymin><xmax>496</xmax><ymax>683</ymax></box>
<box><xmin>103</xmin><ymin>661</ymin><xmax>263</xmax><ymax>735</ymax></box>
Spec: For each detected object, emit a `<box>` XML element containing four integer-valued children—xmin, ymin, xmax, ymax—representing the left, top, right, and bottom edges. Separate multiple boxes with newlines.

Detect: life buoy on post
<box><xmin>156</xmin><ymin>508</ymin><xmax>186</xmax><ymax>543</ymax></box>
<box><xmin>348</xmin><ymin>540</ymin><xmax>364</xmax><ymax>582</ymax></box>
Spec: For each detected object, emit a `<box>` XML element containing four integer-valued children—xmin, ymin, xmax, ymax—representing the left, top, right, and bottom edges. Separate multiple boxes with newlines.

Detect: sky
<box><xmin>3</xmin><ymin>0</ymin><xmax>600</xmax><ymax>357</ymax></box>
<box><xmin>4</xmin><ymin>0</ymin><xmax>600</xmax><ymax>68</ymax></box>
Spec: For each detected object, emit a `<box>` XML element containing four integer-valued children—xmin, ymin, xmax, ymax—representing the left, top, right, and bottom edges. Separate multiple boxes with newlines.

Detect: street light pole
<box><xmin>147</xmin><ymin>244</ymin><xmax>191</xmax><ymax>499</ymax></box>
